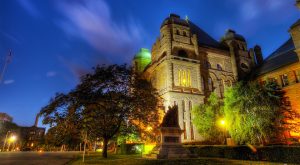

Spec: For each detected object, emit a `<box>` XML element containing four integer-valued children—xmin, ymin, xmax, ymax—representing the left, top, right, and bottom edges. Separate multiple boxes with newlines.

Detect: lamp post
<box><xmin>218</xmin><ymin>119</ymin><xmax>227</xmax><ymax>145</ymax></box>
<box><xmin>7</xmin><ymin>135</ymin><xmax>17</xmax><ymax>152</ymax></box>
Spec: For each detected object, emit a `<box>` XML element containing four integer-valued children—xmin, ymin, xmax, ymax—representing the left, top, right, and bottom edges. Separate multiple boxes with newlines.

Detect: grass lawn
<box><xmin>69</xmin><ymin>153</ymin><xmax>286</xmax><ymax>165</ymax></box>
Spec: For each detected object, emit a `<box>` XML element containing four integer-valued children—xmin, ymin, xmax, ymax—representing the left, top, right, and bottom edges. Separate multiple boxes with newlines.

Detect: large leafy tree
<box><xmin>192</xmin><ymin>92</ymin><xmax>225</xmax><ymax>143</ymax></box>
<box><xmin>223</xmin><ymin>81</ymin><xmax>284</xmax><ymax>145</ymax></box>
<box><xmin>41</xmin><ymin>64</ymin><xmax>160</xmax><ymax>158</ymax></box>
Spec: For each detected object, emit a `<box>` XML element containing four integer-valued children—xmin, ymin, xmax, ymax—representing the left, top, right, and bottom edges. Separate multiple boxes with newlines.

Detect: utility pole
<box><xmin>0</xmin><ymin>50</ymin><xmax>13</xmax><ymax>84</ymax></box>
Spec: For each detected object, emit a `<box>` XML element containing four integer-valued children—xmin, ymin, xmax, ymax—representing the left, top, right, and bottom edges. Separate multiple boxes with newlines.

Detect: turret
<box><xmin>290</xmin><ymin>0</ymin><xmax>300</xmax><ymax>59</ymax></box>
<box><xmin>296</xmin><ymin>0</ymin><xmax>300</xmax><ymax>9</ymax></box>
<box><xmin>221</xmin><ymin>29</ymin><xmax>252</xmax><ymax>80</ymax></box>
<box><xmin>133</xmin><ymin>48</ymin><xmax>152</xmax><ymax>73</ymax></box>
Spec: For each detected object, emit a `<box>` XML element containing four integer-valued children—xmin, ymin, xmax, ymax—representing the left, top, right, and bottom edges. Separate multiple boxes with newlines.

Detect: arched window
<box><xmin>183</xmin><ymin>31</ymin><xmax>187</xmax><ymax>36</ymax></box>
<box><xmin>176</xmin><ymin>30</ymin><xmax>180</xmax><ymax>35</ymax></box>
<box><xmin>178</xmin><ymin>50</ymin><xmax>188</xmax><ymax>58</ymax></box>
<box><xmin>208</xmin><ymin>77</ymin><xmax>213</xmax><ymax>91</ymax></box>
<box><xmin>217</xmin><ymin>64</ymin><xmax>222</xmax><ymax>71</ymax></box>
<box><xmin>241</xmin><ymin>63</ymin><xmax>249</xmax><ymax>70</ymax></box>
<box><xmin>205</xmin><ymin>61</ymin><xmax>211</xmax><ymax>69</ymax></box>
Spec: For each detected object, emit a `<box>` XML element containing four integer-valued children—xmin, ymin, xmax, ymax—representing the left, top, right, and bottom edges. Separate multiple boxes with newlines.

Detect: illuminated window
<box><xmin>280</xmin><ymin>74</ymin><xmax>289</xmax><ymax>87</ymax></box>
<box><xmin>178</xmin><ymin>69</ymin><xmax>191</xmax><ymax>87</ymax></box>
<box><xmin>268</xmin><ymin>77</ymin><xmax>278</xmax><ymax>84</ymax></box>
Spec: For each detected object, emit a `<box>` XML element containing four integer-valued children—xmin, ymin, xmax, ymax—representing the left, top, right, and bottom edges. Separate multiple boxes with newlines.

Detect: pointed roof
<box><xmin>255</xmin><ymin>38</ymin><xmax>299</xmax><ymax>75</ymax></box>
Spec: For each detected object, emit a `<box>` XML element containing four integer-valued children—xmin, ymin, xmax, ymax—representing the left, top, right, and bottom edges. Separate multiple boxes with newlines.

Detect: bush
<box><xmin>186</xmin><ymin>145</ymin><xmax>300</xmax><ymax>164</ymax></box>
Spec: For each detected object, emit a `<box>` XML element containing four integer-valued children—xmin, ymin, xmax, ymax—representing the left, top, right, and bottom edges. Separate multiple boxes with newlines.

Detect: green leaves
<box><xmin>192</xmin><ymin>92</ymin><xmax>224</xmax><ymax>143</ymax></box>
<box><xmin>223</xmin><ymin>81</ymin><xmax>283</xmax><ymax>145</ymax></box>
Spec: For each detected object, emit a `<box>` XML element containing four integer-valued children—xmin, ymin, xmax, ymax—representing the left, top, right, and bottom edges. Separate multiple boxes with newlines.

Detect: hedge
<box><xmin>186</xmin><ymin>145</ymin><xmax>300</xmax><ymax>164</ymax></box>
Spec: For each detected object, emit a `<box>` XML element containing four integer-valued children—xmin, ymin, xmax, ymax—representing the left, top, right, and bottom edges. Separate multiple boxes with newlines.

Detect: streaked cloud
<box><xmin>46</xmin><ymin>71</ymin><xmax>57</xmax><ymax>77</ymax></box>
<box><xmin>230</xmin><ymin>0</ymin><xmax>292</xmax><ymax>21</ymax></box>
<box><xmin>3</xmin><ymin>79</ymin><xmax>15</xmax><ymax>85</ymax></box>
<box><xmin>17</xmin><ymin>0</ymin><xmax>41</xmax><ymax>18</ymax></box>
<box><xmin>56</xmin><ymin>0</ymin><xmax>145</xmax><ymax>61</ymax></box>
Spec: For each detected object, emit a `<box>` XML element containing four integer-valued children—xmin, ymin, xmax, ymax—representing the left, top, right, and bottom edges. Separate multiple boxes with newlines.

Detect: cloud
<box><xmin>17</xmin><ymin>0</ymin><xmax>41</xmax><ymax>18</ymax></box>
<box><xmin>46</xmin><ymin>71</ymin><xmax>57</xmax><ymax>77</ymax></box>
<box><xmin>56</xmin><ymin>0</ymin><xmax>145</xmax><ymax>62</ymax></box>
<box><xmin>3</xmin><ymin>79</ymin><xmax>15</xmax><ymax>85</ymax></box>
<box><xmin>231</xmin><ymin>0</ymin><xmax>292</xmax><ymax>21</ymax></box>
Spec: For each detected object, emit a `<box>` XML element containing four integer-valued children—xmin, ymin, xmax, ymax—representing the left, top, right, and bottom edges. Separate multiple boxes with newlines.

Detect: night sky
<box><xmin>0</xmin><ymin>0</ymin><xmax>299</xmax><ymax>127</ymax></box>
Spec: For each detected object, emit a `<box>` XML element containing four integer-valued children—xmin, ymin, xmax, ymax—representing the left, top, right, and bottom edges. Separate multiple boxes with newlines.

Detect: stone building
<box><xmin>255</xmin><ymin>1</ymin><xmax>300</xmax><ymax>139</ymax></box>
<box><xmin>133</xmin><ymin>14</ymin><xmax>262</xmax><ymax>143</ymax></box>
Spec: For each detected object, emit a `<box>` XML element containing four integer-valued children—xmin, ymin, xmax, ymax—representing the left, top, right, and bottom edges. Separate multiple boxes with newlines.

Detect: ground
<box><xmin>69</xmin><ymin>153</ymin><xmax>289</xmax><ymax>165</ymax></box>
<box><xmin>0</xmin><ymin>151</ymin><xmax>79</xmax><ymax>165</ymax></box>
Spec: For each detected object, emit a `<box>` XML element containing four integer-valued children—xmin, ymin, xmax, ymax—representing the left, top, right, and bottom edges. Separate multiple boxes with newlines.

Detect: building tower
<box><xmin>221</xmin><ymin>30</ymin><xmax>256</xmax><ymax>80</ymax></box>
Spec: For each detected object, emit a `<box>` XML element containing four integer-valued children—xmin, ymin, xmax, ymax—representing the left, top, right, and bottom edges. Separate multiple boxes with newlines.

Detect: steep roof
<box><xmin>161</xmin><ymin>14</ymin><xmax>227</xmax><ymax>50</ymax></box>
<box><xmin>255</xmin><ymin>38</ymin><xmax>299</xmax><ymax>76</ymax></box>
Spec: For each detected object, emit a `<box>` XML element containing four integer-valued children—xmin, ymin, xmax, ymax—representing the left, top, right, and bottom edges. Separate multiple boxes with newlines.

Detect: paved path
<box><xmin>0</xmin><ymin>151</ymin><xmax>80</xmax><ymax>165</ymax></box>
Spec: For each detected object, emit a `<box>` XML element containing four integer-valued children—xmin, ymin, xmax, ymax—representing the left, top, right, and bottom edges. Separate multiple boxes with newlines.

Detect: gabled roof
<box><xmin>255</xmin><ymin>38</ymin><xmax>299</xmax><ymax>76</ymax></box>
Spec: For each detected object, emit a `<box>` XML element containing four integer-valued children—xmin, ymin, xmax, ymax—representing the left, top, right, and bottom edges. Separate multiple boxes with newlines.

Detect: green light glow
<box><xmin>134</xmin><ymin>48</ymin><xmax>151</xmax><ymax>73</ymax></box>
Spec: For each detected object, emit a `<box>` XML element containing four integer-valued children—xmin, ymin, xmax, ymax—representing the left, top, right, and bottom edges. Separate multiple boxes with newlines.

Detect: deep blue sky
<box><xmin>0</xmin><ymin>0</ymin><xmax>299</xmax><ymax>127</ymax></box>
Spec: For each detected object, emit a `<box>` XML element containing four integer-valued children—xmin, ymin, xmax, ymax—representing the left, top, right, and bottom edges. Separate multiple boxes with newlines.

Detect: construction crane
<box><xmin>0</xmin><ymin>50</ymin><xmax>12</xmax><ymax>84</ymax></box>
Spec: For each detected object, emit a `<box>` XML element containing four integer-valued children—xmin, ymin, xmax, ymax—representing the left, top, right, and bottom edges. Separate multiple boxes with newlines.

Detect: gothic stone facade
<box><xmin>133</xmin><ymin>14</ymin><xmax>263</xmax><ymax>143</ymax></box>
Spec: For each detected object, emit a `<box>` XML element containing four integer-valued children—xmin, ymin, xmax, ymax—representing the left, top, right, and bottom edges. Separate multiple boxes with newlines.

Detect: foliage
<box><xmin>192</xmin><ymin>92</ymin><xmax>224</xmax><ymax>143</ymax></box>
<box><xmin>40</xmin><ymin>64</ymin><xmax>160</xmax><ymax>158</ymax></box>
<box><xmin>223</xmin><ymin>81</ymin><xmax>284</xmax><ymax>145</ymax></box>
<box><xmin>0</xmin><ymin>121</ymin><xmax>20</xmax><ymax>143</ymax></box>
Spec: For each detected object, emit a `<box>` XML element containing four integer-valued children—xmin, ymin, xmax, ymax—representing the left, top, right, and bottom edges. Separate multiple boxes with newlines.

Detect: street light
<box><xmin>7</xmin><ymin>135</ymin><xmax>17</xmax><ymax>151</ymax></box>
<box><xmin>218</xmin><ymin>118</ymin><xmax>227</xmax><ymax>145</ymax></box>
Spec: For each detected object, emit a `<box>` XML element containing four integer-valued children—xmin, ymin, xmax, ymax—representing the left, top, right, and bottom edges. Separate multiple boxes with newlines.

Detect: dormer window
<box><xmin>280</xmin><ymin>74</ymin><xmax>289</xmax><ymax>87</ymax></box>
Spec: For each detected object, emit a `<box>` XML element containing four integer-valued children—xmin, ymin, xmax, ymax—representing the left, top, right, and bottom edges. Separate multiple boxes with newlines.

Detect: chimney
<box><xmin>34</xmin><ymin>113</ymin><xmax>40</xmax><ymax>127</ymax></box>
<box><xmin>254</xmin><ymin>45</ymin><xmax>263</xmax><ymax>65</ymax></box>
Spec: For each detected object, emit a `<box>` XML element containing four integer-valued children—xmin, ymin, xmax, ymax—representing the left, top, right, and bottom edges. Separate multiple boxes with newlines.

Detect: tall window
<box><xmin>178</xmin><ymin>69</ymin><xmax>191</xmax><ymax>87</ymax></box>
<box><xmin>183</xmin><ymin>122</ymin><xmax>187</xmax><ymax>139</ymax></box>
<box><xmin>189</xmin><ymin>101</ymin><xmax>192</xmax><ymax>120</ymax></box>
<box><xmin>281</xmin><ymin>74</ymin><xmax>289</xmax><ymax>87</ymax></box>
<box><xmin>208</xmin><ymin>77</ymin><xmax>213</xmax><ymax>91</ymax></box>
<box><xmin>190</xmin><ymin>122</ymin><xmax>194</xmax><ymax>140</ymax></box>
<box><xmin>201</xmin><ymin>76</ymin><xmax>205</xmax><ymax>91</ymax></box>
<box><xmin>182</xmin><ymin>100</ymin><xmax>185</xmax><ymax>120</ymax></box>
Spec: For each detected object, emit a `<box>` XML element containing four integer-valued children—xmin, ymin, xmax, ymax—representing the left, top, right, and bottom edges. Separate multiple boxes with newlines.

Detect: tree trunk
<box><xmin>102</xmin><ymin>138</ymin><xmax>109</xmax><ymax>158</ymax></box>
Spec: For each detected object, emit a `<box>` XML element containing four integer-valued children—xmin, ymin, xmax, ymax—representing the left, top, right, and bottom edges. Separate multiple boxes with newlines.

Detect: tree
<box><xmin>41</xmin><ymin>93</ymin><xmax>82</xmax><ymax>150</ymax></box>
<box><xmin>40</xmin><ymin>64</ymin><xmax>160</xmax><ymax>158</ymax></box>
<box><xmin>192</xmin><ymin>92</ymin><xmax>224</xmax><ymax>143</ymax></box>
<box><xmin>223</xmin><ymin>81</ymin><xmax>283</xmax><ymax>145</ymax></box>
